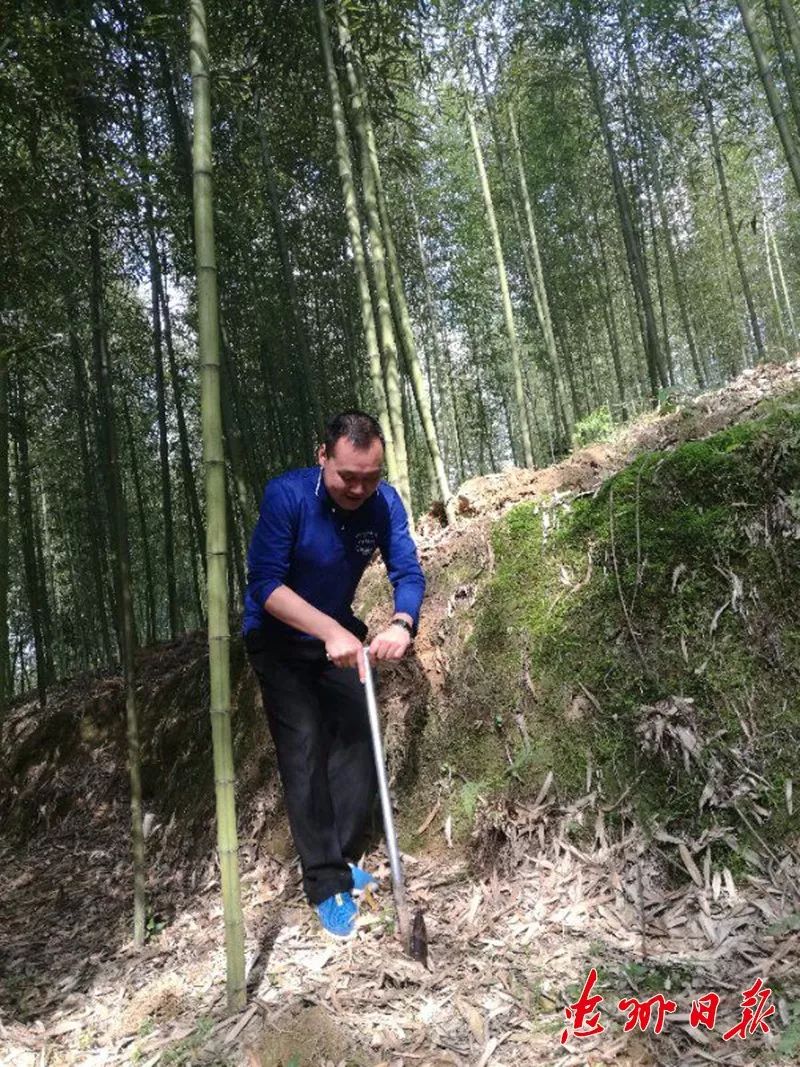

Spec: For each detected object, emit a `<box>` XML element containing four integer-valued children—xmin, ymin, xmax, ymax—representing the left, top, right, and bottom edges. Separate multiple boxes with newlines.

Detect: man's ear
<box><xmin>317</xmin><ymin>443</ymin><xmax>327</xmax><ymax>465</ymax></box>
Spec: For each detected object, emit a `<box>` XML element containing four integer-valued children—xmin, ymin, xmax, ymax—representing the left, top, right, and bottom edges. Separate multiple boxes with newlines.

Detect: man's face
<box><xmin>319</xmin><ymin>436</ymin><xmax>383</xmax><ymax>511</ymax></box>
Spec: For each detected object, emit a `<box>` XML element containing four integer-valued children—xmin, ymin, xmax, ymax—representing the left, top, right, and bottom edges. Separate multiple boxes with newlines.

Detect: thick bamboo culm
<box><xmin>189</xmin><ymin>0</ymin><xmax>246</xmax><ymax>1012</ymax></box>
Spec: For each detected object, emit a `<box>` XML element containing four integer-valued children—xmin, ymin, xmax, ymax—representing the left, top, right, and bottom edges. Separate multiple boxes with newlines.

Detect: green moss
<box><xmin>453</xmin><ymin>405</ymin><xmax>800</xmax><ymax>857</ymax></box>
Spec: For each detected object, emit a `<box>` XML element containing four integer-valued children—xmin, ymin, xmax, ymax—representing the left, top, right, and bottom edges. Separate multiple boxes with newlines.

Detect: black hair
<box><xmin>324</xmin><ymin>411</ymin><xmax>385</xmax><ymax>455</ymax></box>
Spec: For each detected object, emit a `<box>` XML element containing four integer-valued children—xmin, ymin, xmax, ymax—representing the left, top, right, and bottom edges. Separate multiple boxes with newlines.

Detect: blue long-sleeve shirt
<box><xmin>243</xmin><ymin>466</ymin><xmax>425</xmax><ymax>640</ymax></box>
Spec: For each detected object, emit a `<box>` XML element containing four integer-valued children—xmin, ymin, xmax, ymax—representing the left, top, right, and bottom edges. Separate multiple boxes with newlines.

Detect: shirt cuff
<box><xmin>393</xmin><ymin>591</ymin><xmax>422</xmax><ymax>636</ymax></box>
<box><xmin>252</xmin><ymin>577</ymin><xmax>284</xmax><ymax>613</ymax></box>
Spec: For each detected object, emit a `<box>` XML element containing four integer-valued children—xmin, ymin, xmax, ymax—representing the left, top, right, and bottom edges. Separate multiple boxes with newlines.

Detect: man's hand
<box><xmin>325</xmin><ymin>625</ymin><xmax>366</xmax><ymax>681</ymax></box>
<box><xmin>369</xmin><ymin>623</ymin><xmax>411</xmax><ymax>662</ymax></box>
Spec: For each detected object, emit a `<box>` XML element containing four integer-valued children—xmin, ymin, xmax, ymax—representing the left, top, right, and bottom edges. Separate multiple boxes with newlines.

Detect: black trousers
<box><xmin>245</xmin><ymin>629</ymin><xmax>377</xmax><ymax>905</ymax></box>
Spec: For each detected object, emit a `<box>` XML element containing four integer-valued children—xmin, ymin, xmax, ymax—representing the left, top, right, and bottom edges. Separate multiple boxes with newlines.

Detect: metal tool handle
<box><xmin>362</xmin><ymin>647</ymin><xmax>409</xmax><ymax>940</ymax></box>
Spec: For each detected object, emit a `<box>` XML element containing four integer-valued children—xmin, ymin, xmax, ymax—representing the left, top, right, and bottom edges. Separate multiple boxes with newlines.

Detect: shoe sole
<box><xmin>320</xmin><ymin>924</ymin><xmax>358</xmax><ymax>942</ymax></box>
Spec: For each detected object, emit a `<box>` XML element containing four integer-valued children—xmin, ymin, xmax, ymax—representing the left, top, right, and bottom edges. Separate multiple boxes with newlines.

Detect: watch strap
<box><xmin>390</xmin><ymin>617</ymin><xmax>414</xmax><ymax>636</ymax></box>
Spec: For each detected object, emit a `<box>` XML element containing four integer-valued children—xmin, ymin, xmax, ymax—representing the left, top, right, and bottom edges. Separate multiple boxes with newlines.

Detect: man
<box><xmin>243</xmin><ymin>411</ymin><xmax>425</xmax><ymax>940</ymax></box>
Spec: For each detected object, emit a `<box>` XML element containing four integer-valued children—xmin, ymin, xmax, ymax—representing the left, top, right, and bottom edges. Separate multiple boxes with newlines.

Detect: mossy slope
<box><xmin>435</xmin><ymin>401</ymin><xmax>800</xmax><ymax>855</ymax></box>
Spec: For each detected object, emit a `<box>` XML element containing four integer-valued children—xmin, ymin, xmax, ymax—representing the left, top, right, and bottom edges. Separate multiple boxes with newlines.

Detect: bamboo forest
<box><xmin>3</xmin><ymin>0</ymin><xmax>800</xmax><ymax>1064</ymax></box>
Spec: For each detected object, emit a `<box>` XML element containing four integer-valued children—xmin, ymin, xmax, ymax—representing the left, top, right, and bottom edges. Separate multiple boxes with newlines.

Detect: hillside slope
<box><xmin>2</xmin><ymin>361</ymin><xmax>800</xmax><ymax>1066</ymax></box>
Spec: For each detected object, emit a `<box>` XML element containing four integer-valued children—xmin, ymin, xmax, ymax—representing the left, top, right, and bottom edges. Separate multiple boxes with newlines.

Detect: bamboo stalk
<box><xmin>332</xmin><ymin>2</ymin><xmax>412</xmax><ymax>511</ymax></box>
<box><xmin>339</xmin><ymin>21</ymin><xmax>453</xmax><ymax>518</ymax></box>
<box><xmin>737</xmin><ymin>0</ymin><xmax>800</xmax><ymax>201</ymax></box>
<box><xmin>315</xmin><ymin>0</ymin><xmax>400</xmax><ymax>487</ymax></box>
<box><xmin>462</xmin><ymin>80</ymin><xmax>533</xmax><ymax>467</ymax></box>
<box><xmin>189</xmin><ymin>0</ymin><xmax>246</xmax><ymax>1012</ymax></box>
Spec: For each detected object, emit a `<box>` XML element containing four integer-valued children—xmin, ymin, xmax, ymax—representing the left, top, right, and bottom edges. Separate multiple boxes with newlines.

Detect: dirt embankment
<box><xmin>445</xmin><ymin>359</ymin><xmax>800</xmax><ymax>521</ymax></box>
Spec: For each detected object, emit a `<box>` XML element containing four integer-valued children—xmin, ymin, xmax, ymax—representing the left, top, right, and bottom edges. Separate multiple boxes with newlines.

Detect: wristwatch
<box><xmin>390</xmin><ymin>617</ymin><xmax>414</xmax><ymax>636</ymax></box>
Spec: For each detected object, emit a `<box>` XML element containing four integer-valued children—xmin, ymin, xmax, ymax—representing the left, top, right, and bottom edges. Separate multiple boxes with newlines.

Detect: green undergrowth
<box><xmin>425</xmin><ymin>400</ymin><xmax>800</xmax><ymax>860</ymax></box>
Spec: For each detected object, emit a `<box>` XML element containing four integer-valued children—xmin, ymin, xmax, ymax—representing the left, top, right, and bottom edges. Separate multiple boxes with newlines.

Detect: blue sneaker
<box><xmin>348</xmin><ymin>862</ymin><xmax>378</xmax><ymax>897</ymax></box>
<box><xmin>316</xmin><ymin>891</ymin><xmax>358</xmax><ymax>940</ymax></box>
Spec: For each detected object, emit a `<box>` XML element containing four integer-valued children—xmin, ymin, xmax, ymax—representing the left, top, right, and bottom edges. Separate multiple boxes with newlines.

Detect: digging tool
<box><xmin>362</xmin><ymin>648</ymin><xmax>428</xmax><ymax>964</ymax></box>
